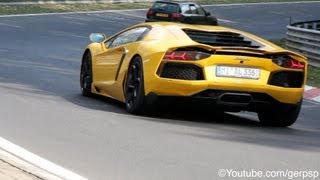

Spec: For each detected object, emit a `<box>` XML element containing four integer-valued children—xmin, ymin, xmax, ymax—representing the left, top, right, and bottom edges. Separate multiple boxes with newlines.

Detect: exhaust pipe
<box><xmin>217</xmin><ymin>93</ymin><xmax>252</xmax><ymax>106</ymax></box>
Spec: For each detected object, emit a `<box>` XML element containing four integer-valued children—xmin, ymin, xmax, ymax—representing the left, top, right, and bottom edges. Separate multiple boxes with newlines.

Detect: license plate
<box><xmin>216</xmin><ymin>66</ymin><xmax>260</xmax><ymax>79</ymax></box>
<box><xmin>156</xmin><ymin>13</ymin><xmax>169</xmax><ymax>17</ymax></box>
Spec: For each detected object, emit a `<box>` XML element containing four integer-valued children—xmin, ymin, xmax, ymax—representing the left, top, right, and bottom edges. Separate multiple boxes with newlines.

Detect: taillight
<box><xmin>172</xmin><ymin>13</ymin><xmax>183</xmax><ymax>19</ymax></box>
<box><xmin>147</xmin><ymin>9</ymin><xmax>153</xmax><ymax>16</ymax></box>
<box><xmin>272</xmin><ymin>55</ymin><xmax>305</xmax><ymax>70</ymax></box>
<box><xmin>163</xmin><ymin>51</ymin><xmax>210</xmax><ymax>61</ymax></box>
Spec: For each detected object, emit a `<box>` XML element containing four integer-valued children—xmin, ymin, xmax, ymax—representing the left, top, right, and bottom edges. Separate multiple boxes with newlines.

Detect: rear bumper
<box><xmin>142</xmin><ymin>50</ymin><xmax>306</xmax><ymax>107</ymax></box>
<box><xmin>145</xmin><ymin>78</ymin><xmax>304</xmax><ymax>106</ymax></box>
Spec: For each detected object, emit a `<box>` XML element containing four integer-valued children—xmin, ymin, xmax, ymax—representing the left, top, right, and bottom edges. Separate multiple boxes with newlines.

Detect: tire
<box><xmin>209</xmin><ymin>17</ymin><xmax>218</xmax><ymax>25</ymax></box>
<box><xmin>258</xmin><ymin>100</ymin><xmax>302</xmax><ymax>127</ymax></box>
<box><xmin>80</xmin><ymin>51</ymin><xmax>93</xmax><ymax>96</ymax></box>
<box><xmin>124</xmin><ymin>56</ymin><xmax>145</xmax><ymax>114</ymax></box>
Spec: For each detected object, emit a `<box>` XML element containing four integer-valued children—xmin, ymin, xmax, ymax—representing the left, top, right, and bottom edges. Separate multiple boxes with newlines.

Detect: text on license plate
<box><xmin>216</xmin><ymin>66</ymin><xmax>260</xmax><ymax>79</ymax></box>
<box><xmin>156</xmin><ymin>13</ymin><xmax>169</xmax><ymax>17</ymax></box>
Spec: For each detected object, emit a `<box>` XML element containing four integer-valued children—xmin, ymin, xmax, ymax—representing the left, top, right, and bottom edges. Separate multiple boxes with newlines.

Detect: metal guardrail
<box><xmin>286</xmin><ymin>20</ymin><xmax>320</xmax><ymax>67</ymax></box>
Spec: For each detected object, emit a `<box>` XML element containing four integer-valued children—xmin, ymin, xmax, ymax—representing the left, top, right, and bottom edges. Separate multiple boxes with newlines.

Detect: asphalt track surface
<box><xmin>1</xmin><ymin>2</ymin><xmax>320</xmax><ymax>180</ymax></box>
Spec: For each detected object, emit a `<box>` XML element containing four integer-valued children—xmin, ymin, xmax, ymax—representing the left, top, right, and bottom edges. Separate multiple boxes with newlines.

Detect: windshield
<box><xmin>152</xmin><ymin>2</ymin><xmax>179</xmax><ymax>13</ymax></box>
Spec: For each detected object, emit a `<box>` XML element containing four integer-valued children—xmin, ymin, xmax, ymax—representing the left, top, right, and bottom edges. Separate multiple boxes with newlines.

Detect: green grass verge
<box><xmin>0</xmin><ymin>3</ymin><xmax>152</xmax><ymax>15</ymax></box>
<box><xmin>307</xmin><ymin>66</ymin><xmax>320</xmax><ymax>87</ymax></box>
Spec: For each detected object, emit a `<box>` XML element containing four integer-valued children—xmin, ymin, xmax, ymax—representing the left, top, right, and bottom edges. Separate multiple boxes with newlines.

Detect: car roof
<box><xmin>154</xmin><ymin>1</ymin><xmax>197</xmax><ymax>5</ymax></box>
<box><xmin>109</xmin><ymin>22</ymin><xmax>305</xmax><ymax>58</ymax></box>
<box><xmin>142</xmin><ymin>21</ymin><xmax>248</xmax><ymax>35</ymax></box>
<box><xmin>130</xmin><ymin>22</ymin><xmax>287</xmax><ymax>51</ymax></box>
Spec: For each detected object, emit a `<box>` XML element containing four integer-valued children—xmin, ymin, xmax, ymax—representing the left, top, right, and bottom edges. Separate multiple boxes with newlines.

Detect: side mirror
<box><xmin>89</xmin><ymin>33</ymin><xmax>106</xmax><ymax>43</ymax></box>
<box><xmin>205</xmin><ymin>11</ymin><xmax>211</xmax><ymax>16</ymax></box>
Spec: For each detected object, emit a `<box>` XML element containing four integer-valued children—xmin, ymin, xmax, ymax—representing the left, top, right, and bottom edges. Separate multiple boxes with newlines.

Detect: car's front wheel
<box><xmin>80</xmin><ymin>51</ymin><xmax>92</xmax><ymax>96</ymax></box>
<box><xmin>125</xmin><ymin>56</ymin><xmax>145</xmax><ymax>114</ymax></box>
<box><xmin>258</xmin><ymin>100</ymin><xmax>302</xmax><ymax>127</ymax></box>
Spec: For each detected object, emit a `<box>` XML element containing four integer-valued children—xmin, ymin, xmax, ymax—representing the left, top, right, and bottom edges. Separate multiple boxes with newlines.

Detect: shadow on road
<box><xmin>65</xmin><ymin>93</ymin><xmax>127</xmax><ymax>114</ymax></box>
<box><xmin>1</xmin><ymin>62</ymin><xmax>320</xmax><ymax>152</ymax></box>
<box><xmin>132</xmin><ymin>104</ymin><xmax>320</xmax><ymax>152</ymax></box>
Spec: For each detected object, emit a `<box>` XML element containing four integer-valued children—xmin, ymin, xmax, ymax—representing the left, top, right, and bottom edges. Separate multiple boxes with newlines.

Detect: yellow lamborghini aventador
<box><xmin>80</xmin><ymin>22</ymin><xmax>307</xmax><ymax>127</ymax></box>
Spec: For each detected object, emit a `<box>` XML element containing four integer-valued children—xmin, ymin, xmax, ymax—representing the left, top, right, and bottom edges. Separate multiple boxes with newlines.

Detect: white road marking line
<box><xmin>312</xmin><ymin>96</ymin><xmax>320</xmax><ymax>102</ymax></box>
<box><xmin>302</xmin><ymin>104</ymin><xmax>319</xmax><ymax>108</ymax></box>
<box><xmin>113</xmin><ymin>11</ymin><xmax>146</xmax><ymax>19</ymax></box>
<box><xmin>304</xmin><ymin>99</ymin><xmax>320</xmax><ymax>105</ymax></box>
<box><xmin>305</xmin><ymin>85</ymin><xmax>315</xmax><ymax>91</ymax></box>
<box><xmin>0</xmin><ymin>49</ymin><xmax>9</xmax><ymax>52</ymax></box>
<box><xmin>0</xmin><ymin>22</ymin><xmax>21</xmax><ymax>28</ymax></box>
<box><xmin>0</xmin><ymin>1</ymin><xmax>319</xmax><ymax>18</ymax></box>
<box><xmin>0</xmin><ymin>8</ymin><xmax>147</xmax><ymax>18</ymax></box>
<box><xmin>49</xmin><ymin>30</ymin><xmax>87</xmax><ymax>38</ymax></box>
<box><xmin>228</xmin><ymin>112</ymin><xmax>258</xmax><ymax>120</ymax></box>
<box><xmin>218</xmin><ymin>18</ymin><xmax>236</xmax><ymax>23</ymax></box>
<box><xmin>0</xmin><ymin>136</ymin><xmax>87</xmax><ymax>180</ymax></box>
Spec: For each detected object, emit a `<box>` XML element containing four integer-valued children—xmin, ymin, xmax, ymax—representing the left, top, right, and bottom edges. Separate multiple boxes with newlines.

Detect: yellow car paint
<box><xmin>84</xmin><ymin>22</ymin><xmax>307</xmax><ymax>106</ymax></box>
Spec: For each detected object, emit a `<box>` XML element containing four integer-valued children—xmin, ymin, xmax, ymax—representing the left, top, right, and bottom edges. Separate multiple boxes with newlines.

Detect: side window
<box><xmin>108</xmin><ymin>27</ymin><xmax>149</xmax><ymax>48</ymax></box>
<box><xmin>153</xmin><ymin>2</ymin><xmax>165</xmax><ymax>9</ymax></box>
<box><xmin>153</xmin><ymin>2</ymin><xmax>178</xmax><ymax>13</ymax></box>
<box><xmin>196</xmin><ymin>5</ymin><xmax>206</xmax><ymax>15</ymax></box>
<box><xmin>189</xmin><ymin>5</ymin><xmax>198</xmax><ymax>14</ymax></box>
<box><xmin>180</xmin><ymin>4</ymin><xmax>190</xmax><ymax>14</ymax></box>
<box><xmin>167</xmin><ymin>4</ymin><xmax>179</xmax><ymax>13</ymax></box>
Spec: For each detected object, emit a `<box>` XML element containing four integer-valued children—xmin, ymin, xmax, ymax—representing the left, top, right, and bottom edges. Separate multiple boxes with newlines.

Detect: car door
<box><xmin>94</xmin><ymin>27</ymin><xmax>149</xmax><ymax>84</ymax></box>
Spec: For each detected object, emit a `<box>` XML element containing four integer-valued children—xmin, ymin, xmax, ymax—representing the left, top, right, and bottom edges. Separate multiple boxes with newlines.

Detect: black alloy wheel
<box><xmin>80</xmin><ymin>51</ymin><xmax>92</xmax><ymax>96</ymax></box>
<box><xmin>125</xmin><ymin>57</ymin><xmax>145</xmax><ymax>114</ymax></box>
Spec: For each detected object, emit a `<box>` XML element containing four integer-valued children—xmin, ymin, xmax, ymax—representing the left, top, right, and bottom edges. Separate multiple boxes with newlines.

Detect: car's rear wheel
<box><xmin>210</xmin><ymin>17</ymin><xmax>218</xmax><ymax>25</ymax></box>
<box><xmin>80</xmin><ymin>51</ymin><xmax>92</xmax><ymax>96</ymax></box>
<box><xmin>125</xmin><ymin>56</ymin><xmax>145</xmax><ymax>114</ymax></box>
<box><xmin>258</xmin><ymin>100</ymin><xmax>302</xmax><ymax>127</ymax></box>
